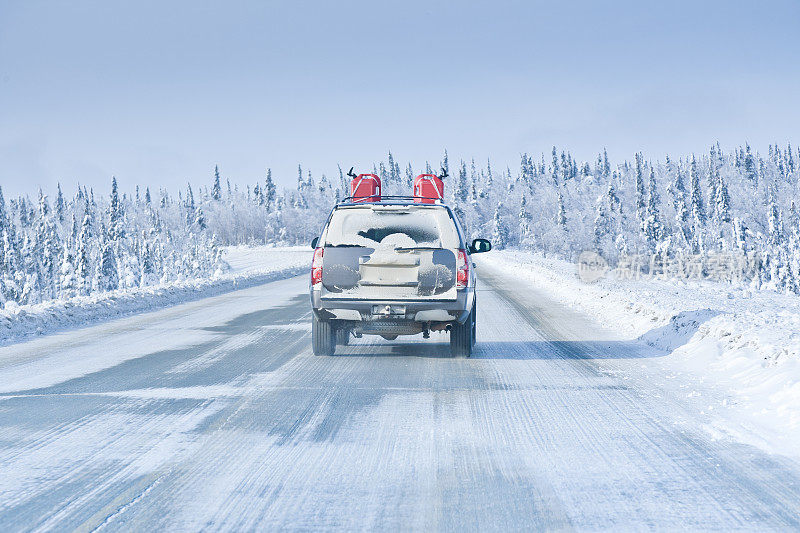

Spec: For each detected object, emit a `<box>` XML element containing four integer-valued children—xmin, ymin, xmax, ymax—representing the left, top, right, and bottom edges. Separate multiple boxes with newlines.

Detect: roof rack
<box><xmin>339</xmin><ymin>195</ymin><xmax>445</xmax><ymax>205</ymax></box>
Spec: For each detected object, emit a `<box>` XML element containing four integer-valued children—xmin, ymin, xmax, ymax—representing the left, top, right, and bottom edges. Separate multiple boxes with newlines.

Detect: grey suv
<box><xmin>309</xmin><ymin>198</ymin><xmax>491</xmax><ymax>357</ymax></box>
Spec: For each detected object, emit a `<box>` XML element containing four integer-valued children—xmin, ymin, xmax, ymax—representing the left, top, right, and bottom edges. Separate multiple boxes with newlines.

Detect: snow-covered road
<box><xmin>1</xmin><ymin>264</ymin><xmax>800</xmax><ymax>530</ymax></box>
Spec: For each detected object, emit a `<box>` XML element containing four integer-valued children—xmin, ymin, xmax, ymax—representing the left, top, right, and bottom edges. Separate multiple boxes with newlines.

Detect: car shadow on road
<box><xmin>330</xmin><ymin>339</ymin><xmax>662</xmax><ymax>360</ymax></box>
<box><xmin>473</xmin><ymin>340</ymin><xmax>661</xmax><ymax>359</ymax></box>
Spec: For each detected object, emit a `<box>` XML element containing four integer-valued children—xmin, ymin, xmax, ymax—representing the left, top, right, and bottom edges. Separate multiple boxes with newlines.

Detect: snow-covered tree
<box><xmin>3</xmin><ymin>141</ymin><xmax>800</xmax><ymax>308</ymax></box>
<box><xmin>642</xmin><ymin>166</ymin><xmax>663</xmax><ymax>253</ymax></box>
<box><xmin>492</xmin><ymin>202</ymin><xmax>509</xmax><ymax>249</ymax></box>
<box><xmin>518</xmin><ymin>194</ymin><xmax>533</xmax><ymax>247</ymax></box>
<box><xmin>212</xmin><ymin>166</ymin><xmax>222</xmax><ymax>201</ymax></box>
<box><xmin>555</xmin><ymin>191</ymin><xmax>567</xmax><ymax>228</ymax></box>
<box><xmin>265</xmin><ymin>169</ymin><xmax>276</xmax><ymax>210</ymax></box>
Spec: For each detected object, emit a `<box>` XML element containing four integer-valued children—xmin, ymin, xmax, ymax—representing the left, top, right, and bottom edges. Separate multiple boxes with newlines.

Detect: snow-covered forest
<box><xmin>2</xmin><ymin>142</ymin><xmax>800</xmax><ymax>307</ymax></box>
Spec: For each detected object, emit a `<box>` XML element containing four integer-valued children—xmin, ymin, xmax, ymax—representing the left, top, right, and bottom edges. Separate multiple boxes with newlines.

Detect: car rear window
<box><xmin>323</xmin><ymin>206</ymin><xmax>460</xmax><ymax>249</ymax></box>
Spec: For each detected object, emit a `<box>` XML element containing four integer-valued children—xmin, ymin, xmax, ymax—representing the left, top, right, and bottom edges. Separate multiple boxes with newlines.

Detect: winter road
<box><xmin>1</xmin><ymin>262</ymin><xmax>800</xmax><ymax>531</ymax></box>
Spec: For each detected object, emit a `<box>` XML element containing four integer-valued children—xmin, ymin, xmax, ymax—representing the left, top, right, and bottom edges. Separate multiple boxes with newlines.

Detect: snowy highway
<box><xmin>2</xmin><ymin>262</ymin><xmax>800</xmax><ymax>531</ymax></box>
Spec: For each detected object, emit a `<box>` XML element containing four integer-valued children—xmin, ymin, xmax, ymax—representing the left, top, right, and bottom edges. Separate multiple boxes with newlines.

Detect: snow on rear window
<box><xmin>324</xmin><ymin>206</ymin><xmax>459</xmax><ymax>249</ymax></box>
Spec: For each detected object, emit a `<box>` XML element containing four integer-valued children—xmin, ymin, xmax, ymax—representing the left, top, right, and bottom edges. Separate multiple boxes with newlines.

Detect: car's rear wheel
<box><xmin>450</xmin><ymin>300</ymin><xmax>475</xmax><ymax>357</ymax></box>
<box><xmin>471</xmin><ymin>299</ymin><xmax>477</xmax><ymax>348</ymax></box>
<box><xmin>312</xmin><ymin>314</ymin><xmax>335</xmax><ymax>356</ymax></box>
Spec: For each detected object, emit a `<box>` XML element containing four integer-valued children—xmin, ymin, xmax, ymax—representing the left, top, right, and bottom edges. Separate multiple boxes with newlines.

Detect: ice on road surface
<box><xmin>483</xmin><ymin>250</ymin><xmax>800</xmax><ymax>459</ymax></box>
<box><xmin>1</xmin><ymin>268</ymin><xmax>800</xmax><ymax>530</ymax></box>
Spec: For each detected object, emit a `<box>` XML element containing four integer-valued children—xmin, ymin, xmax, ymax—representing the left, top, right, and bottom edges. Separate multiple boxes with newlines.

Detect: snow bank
<box><xmin>0</xmin><ymin>246</ymin><xmax>311</xmax><ymax>347</ymax></box>
<box><xmin>481</xmin><ymin>250</ymin><xmax>800</xmax><ymax>457</ymax></box>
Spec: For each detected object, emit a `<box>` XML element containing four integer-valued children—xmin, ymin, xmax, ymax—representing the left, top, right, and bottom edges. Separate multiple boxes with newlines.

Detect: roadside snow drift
<box><xmin>479</xmin><ymin>250</ymin><xmax>800</xmax><ymax>458</ymax></box>
<box><xmin>0</xmin><ymin>246</ymin><xmax>311</xmax><ymax>347</ymax></box>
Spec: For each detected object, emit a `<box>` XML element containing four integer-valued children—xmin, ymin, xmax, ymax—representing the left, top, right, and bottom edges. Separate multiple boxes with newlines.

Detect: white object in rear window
<box><xmin>324</xmin><ymin>206</ymin><xmax>459</xmax><ymax>249</ymax></box>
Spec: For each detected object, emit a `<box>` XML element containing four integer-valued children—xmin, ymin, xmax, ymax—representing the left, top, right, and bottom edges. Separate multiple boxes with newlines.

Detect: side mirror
<box><xmin>469</xmin><ymin>238</ymin><xmax>492</xmax><ymax>254</ymax></box>
<box><xmin>311</xmin><ymin>237</ymin><xmax>319</xmax><ymax>249</ymax></box>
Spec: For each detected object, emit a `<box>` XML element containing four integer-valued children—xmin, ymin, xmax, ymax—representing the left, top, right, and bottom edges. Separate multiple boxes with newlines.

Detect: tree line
<box><xmin>2</xmin><ymin>142</ymin><xmax>799</xmax><ymax>307</ymax></box>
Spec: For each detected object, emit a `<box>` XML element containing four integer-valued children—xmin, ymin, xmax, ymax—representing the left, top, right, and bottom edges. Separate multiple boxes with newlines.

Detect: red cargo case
<box><xmin>413</xmin><ymin>174</ymin><xmax>444</xmax><ymax>204</ymax></box>
<box><xmin>350</xmin><ymin>173</ymin><xmax>381</xmax><ymax>202</ymax></box>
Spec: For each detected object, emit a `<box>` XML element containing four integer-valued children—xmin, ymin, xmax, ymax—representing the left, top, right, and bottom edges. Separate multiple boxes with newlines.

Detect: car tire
<box><xmin>471</xmin><ymin>299</ymin><xmax>477</xmax><ymax>348</ymax></box>
<box><xmin>450</xmin><ymin>300</ymin><xmax>475</xmax><ymax>357</ymax></box>
<box><xmin>312</xmin><ymin>314</ymin><xmax>335</xmax><ymax>356</ymax></box>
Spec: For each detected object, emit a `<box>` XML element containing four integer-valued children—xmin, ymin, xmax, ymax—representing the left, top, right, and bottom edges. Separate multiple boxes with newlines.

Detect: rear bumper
<box><xmin>311</xmin><ymin>286</ymin><xmax>474</xmax><ymax>324</ymax></box>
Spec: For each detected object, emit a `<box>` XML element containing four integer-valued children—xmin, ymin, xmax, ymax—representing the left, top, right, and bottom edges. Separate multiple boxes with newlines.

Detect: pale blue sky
<box><xmin>1</xmin><ymin>0</ymin><xmax>798</xmax><ymax>196</ymax></box>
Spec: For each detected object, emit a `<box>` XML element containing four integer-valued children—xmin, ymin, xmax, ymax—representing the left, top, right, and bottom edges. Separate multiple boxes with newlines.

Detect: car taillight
<box><xmin>456</xmin><ymin>249</ymin><xmax>469</xmax><ymax>288</ymax></box>
<box><xmin>311</xmin><ymin>247</ymin><xmax>324</xmax><ymax>286</ymax></box>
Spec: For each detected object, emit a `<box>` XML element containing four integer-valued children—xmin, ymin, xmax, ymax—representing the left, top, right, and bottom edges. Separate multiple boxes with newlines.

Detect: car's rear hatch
<box><xmin>320</xmin><ymin>205</ymin><xmax>459</xmax><ymax>300</ymax></box>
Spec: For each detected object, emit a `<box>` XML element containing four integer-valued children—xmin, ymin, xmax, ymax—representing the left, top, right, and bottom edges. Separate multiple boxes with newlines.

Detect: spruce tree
<box><xmin>733</xmin><ymin>217</ymin><xmax>748</xmax><ymax>252</ymax></box>
<box><xmin>404</xmin><ymin>163</ymin><xmax>414</xmax><ymax>187</ymax></box>
<box><xmin>642</xmin><ymin>166</ymin><xmax>662</xmax><ymax>253</ymax></box>
<box><xmin>337</xmin><ymin>164</ymin><xmax>346</xmax><ymax>192</ymax></box>
<box><xmin>456</xmin><ymin>161</ymin><xmax>469</xmax><ymax>202</ymax></box>
<box><xmin>744</xmin><ymin>144</ymin><xmax>757</xmax><ymax>181</ymax></box>
<box><xmin>667</xmin><ymin>163</ymin><xmax>686</xmax><ymax>212</ymax></box>
<box><xmin>34</xmin><ymin>190</ymin><xmax>60</xmax><ymax>300</ymax></box>
<box><xmin>647</xmin><ymin>166</ymin><xmax>660</xmax><ymax>218</ymax></box>
<box><xmin>210</xmin><ymin>166</ymin><xmax>223</xmax><ymax>200</ymax></box>
<box><xmin>707</xmin><ymin>153</ymin><xmax>718</xmax><ymax>221</ymax></box>
<box><xmin>55</xmin><ymin>183</ymin><xmax>65</xmax><ymax>223</ymax></box>
<box><xmin>98</xmin><ymin>237</ymin><xmax>118</xmax><ymax>292</ymax></box>
<box><xmin>518</xmin><ymin>194</ymin><xmax>532</xmax><ymax>246</ymax></box>
<box><xmin>521</xmin><ymin>153</ymin><xmax>533</xmax><ymax>183</ymax></box>
<box><xmin>59</xmin><ymin>247</ymin><xmax>76</xmax><ymax>298</ymax></box>
<box><xmin>194</xmin><ymin>207</ymin><xmax>207</xmax><ymax>231</ymax></box>
<box><xmin>265</xmin><ymin>169</ymin><xmax>276</xmax><ymax>210</ymax></box>
<box><xmin>555</xmin><ymin>192</ymin><xmax>567</xmax><ymax>227</ymax></box>
<box><xmin>635</xmin><ymin>153</ymin><xmax>646</xmax><ymax>221</ymax></box>
<box><xmin>689</xmin><ymin>155</ymin><xmax>705</xmax><ymax>222</ymax></box>
<box><xmin>387</xmin><ymin>152</ymin><xmax>396</xmax><ymax>184</ymax></box>
<box><xmin>139</xmin><ymin>238</ymin><xmax>155</xmax><ymax>286</ymax></box>
<box><xmin>19</xmin><ymin>233</ymin><xmax>40</xmax><ymax>304</ymax></box>
<box><xmin>186</xmin><ymin>183</ymin><xmax>196</xmax><ymax>211</ymax></box>
<box><xmin>670</xmin><ymin>167</ymin><xmax>691</xmax><ymax>247</ymax></box>
<box><xmin>767</xmin><ymin>191</ymin><xmax>782</xmax><ymax>247</ymax></box>
<box><xmin>2</xmin><ymin>229</ymin><xmax>21</xmax><ymax>302</ymax></box>
<box><xmin>593</xmin><ymin>194</ymin><xmax>611</xmax><ymax>251</ymax></box>
<box><xmin>109</xmin><ymin>177</ymin><xmax>124</xmax><ymax>240</ymax></box>
<box><xmin>606</xmin><ymin>181</ymin><xmax>620</xmax><ymax>214</ymax></box>
<box><xmin>492</xmin><ymin>202</ymin><xmax>509</xmax><ymax>249</ymax></box>
<box><xmin>715</xmin><ymin>171</ymin><xmax>731</xmax><ymax>224</ymax></box>
<box><xmin>469</xmin><ymin>159</ymin><xmax>478</xmax><ymax>191</ymax></box>
<box><xmin>551</xmin><ymin>147</ymin><xmax>560</xmax><ymax>186</ymax></box>
<box><xmin>297</xmin><ymin>165</ymin><xmax>304</xmax><ymax>191</ymax></box>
